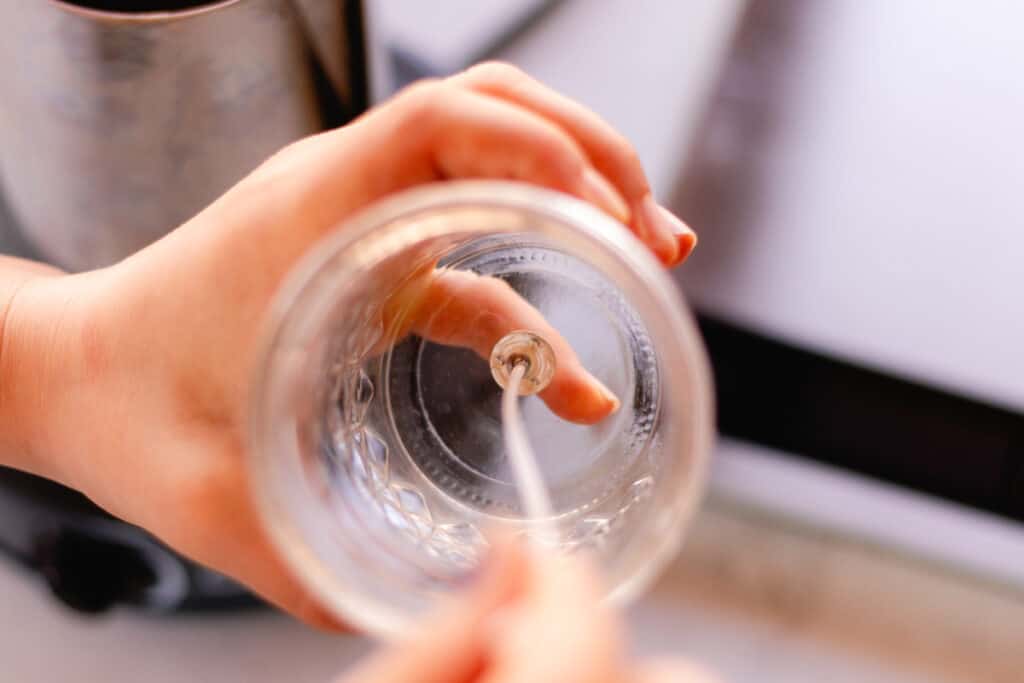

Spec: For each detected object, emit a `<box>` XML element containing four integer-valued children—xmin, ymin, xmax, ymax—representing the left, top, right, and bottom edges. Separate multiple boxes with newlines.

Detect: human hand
<box><xmin>0</xmin><ymin>63</ymin><xmax>695</xmax><ymax>627</ymax></box>
<box><xmin>339</xmin><ymin>540</ymin><xmax>718</xmax><ymax>683</ymax></box>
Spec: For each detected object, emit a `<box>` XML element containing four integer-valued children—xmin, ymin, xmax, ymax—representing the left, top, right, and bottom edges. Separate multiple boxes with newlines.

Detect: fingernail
<box><xmin>675</xmin><ymin>229</ymin><xmax>698</xmax><ymax>265</ymax></box>
<box><xmin>656</xmin><ymin>203</ymin><xmax>698</xmax><ymax>266</ymax></box>
<box><xmin>639</xmin><ymin>196</ymin><xmax>697</xmax><ymax>266</ymax></box>
<box><xmin>596</xmin><ymin>380</ymin><xmax>621</xmax><ymax>414</ymax></box>
<box><xmin>580</xmin><ymin>167</ymin><xmax>631</xmax><ymax>224</ymax></box>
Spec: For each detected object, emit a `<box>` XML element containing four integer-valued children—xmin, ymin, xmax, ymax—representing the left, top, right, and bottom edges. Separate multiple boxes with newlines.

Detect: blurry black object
<box><xmin>699</xmin><ymin>314</ymin><xmax>1024</xmax><ymax>521</ymax></box>
<box><xmin>0</xmin><ymin>468</ymin><xmax>261</xmax><ymax>613</ymax></box>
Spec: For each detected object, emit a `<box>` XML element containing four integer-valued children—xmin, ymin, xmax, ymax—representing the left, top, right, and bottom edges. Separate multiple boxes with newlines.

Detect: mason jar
<box><xmin>248</xmin><ymin>181</ymin><xmax>714</xmax><ymax>637</ymax></box>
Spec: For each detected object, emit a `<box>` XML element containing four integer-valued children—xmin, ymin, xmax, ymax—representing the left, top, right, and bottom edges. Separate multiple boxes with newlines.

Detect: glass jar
<box><xmin>248</xmin><ymin>181</ymin><xmax>714</xmax><ymax>637</ymax></box>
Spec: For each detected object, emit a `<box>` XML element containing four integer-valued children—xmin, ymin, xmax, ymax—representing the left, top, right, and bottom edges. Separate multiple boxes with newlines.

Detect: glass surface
<box><xmin>249</xmin><ymin>181</ymin><xmax>714</xmax><ymax>637</ymax></box>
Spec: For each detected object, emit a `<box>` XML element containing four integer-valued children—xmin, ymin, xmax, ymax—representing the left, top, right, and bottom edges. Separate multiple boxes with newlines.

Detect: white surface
<box><xmin>675</xmin><ymin>0</ymin><xmax>1024</xmax><ymax>411</ymax></box>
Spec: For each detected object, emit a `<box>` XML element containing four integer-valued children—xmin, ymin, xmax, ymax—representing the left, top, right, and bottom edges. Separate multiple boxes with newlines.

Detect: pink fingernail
<box><xmin>642</xmin><ymin>199</ymin><xmax>698</xmax><ymax>266</ymax></box>
<box><xmin>657</xmin><ymin>204</ymin><xmax>695</xmax><ymax>237</ymax></box>
<box><xmin>598</xmin><ymin>382</ymin><xmax>621</xmax><ymax>414</ymax></box>
<box><xmin>655</xmin><ymin>204</ymin><xmax>697</xmax><ymax>265</ymax></box>
<box><xmin>674</xmin><ymin>229</ymin><xmax>698</xmax><ymax>265</ymax></box>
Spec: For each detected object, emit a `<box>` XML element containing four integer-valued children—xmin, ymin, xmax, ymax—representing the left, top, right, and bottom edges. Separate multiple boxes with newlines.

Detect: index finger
<box><xmin>405</xmin><ymin>268</ymin><xmax>620</xmax><ymax>425</ymax></box>
<box><xmin>452</xmin><ymin>62</ymin><xmax>651</xmax><ymax>203</ymax></box>
<box><xmin>453</xmin><ymin>63</ymin><xmax>697</xmax><ymax>267</ymax></box>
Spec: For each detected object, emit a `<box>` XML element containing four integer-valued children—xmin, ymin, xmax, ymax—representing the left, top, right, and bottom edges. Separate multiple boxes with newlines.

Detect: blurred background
<box><xmin>2</xmin><ymin>1</ymin><xmax>1022</xmax><ymax>681</ymax></box>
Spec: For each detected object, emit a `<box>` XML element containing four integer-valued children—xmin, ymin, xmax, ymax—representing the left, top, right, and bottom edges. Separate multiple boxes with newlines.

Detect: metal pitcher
<box><xmin>0</xmin><ymin>0</ymin><xmax>370</xmax><ymax>270</ymax></box>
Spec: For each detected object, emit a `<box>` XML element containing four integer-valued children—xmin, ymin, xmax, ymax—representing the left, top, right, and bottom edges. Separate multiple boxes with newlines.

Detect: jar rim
<box><xmin>248</xmin><ymin>180</ymin><xmax>716</xmax><ymax>638</ymax></box>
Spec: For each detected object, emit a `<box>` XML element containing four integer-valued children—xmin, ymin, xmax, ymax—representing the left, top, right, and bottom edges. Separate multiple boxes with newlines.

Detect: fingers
<box><xmin>480</xmin><ymin>550</ymin><xmax>627</xmax><ymax>683</ymax></box>
<box><xmin>337</xmin><ymin>542</ymin><xmax>709</xmax><ymax>683</ymax></box>
<box><xmin>246</xmin><ymin>82</ymin><xmax>625</xmax><ymax>247</ymax></box>
<box><xmin>405</xmin><ymin>269</ymin><xmax>619</xmax><ymax>424</ymax></box>
<box><xmin>336</xmin><ymin>539</ymin><xmax>529</xmax><ymax>683</ymax></box>
<box><xmin>300</xmin><ymin>81</ymin><xmax>630</xmax><ymax>223</ymax></box>
<box><xmin>402</xmin><ymin>85</ymin><xmax>630</xmax><ymax>223</ymax></box>
<box><xmin>453</xmin><ymin>62</ymin><xmax>651</xmax><ymax>200</ymax></box>
<box><xmin>452</xmin><ymin>62</ymin><xmax>697</xmax><ymax>266</ymax></box>
<box><xmin>237</xmin><ymin>70</ymin><xmax>694</xmax><ymax>277</ymax></box>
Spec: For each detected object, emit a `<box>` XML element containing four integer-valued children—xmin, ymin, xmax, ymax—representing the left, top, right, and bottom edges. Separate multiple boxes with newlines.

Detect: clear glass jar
<box><xmin>248</xmin><ymin>181</ymin><xmax>714</xmax><ymax>637</ymax></box>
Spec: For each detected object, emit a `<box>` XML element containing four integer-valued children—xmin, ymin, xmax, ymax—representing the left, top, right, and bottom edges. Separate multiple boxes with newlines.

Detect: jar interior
<box><xmin>253</xmin><ymin>188</ymin><xmax>710</xmax><ymax>636</ymax></box>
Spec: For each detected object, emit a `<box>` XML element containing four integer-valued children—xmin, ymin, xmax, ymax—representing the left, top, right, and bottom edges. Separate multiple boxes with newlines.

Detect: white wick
<box><xmin>501</xmin><ymin>362</ymin><xmax>557</xmax><ymax>543</ymax></box>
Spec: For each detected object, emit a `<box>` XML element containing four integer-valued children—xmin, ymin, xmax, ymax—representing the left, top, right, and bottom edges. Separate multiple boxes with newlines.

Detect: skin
<box><xmin>339</xmin><ymin>540</ymin><xmax>720</xmax><ymax>683</ymax></box>
<box><xmin>0</xmin><ymin>62</ymin><xmax>701</xmax><ymax>675</ymax></box>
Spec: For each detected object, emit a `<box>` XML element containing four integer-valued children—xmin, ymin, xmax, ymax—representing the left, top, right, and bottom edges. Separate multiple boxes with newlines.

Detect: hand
<box><xmin>340</xmin><ymin>541</ymin><xmax>718</xmax><ymax>683</ymax></box>
<box><xmin>0</xmin><ymin>63</ymin><xmax>696</xmax><ymax>627</ymax></box>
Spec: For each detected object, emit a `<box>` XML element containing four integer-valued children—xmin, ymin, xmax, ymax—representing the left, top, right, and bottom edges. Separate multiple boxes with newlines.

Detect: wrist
<box><xmin>0</xmin><ymin>266</ymin><xmax>93</xmax><ymax>485</ymax></box>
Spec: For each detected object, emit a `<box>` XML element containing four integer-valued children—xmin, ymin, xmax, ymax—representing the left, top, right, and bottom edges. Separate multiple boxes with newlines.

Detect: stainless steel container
<box><xmin>0</xmin><ymin>0</ymin><xmax>364</xmax><ymax>270</ymax></box>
